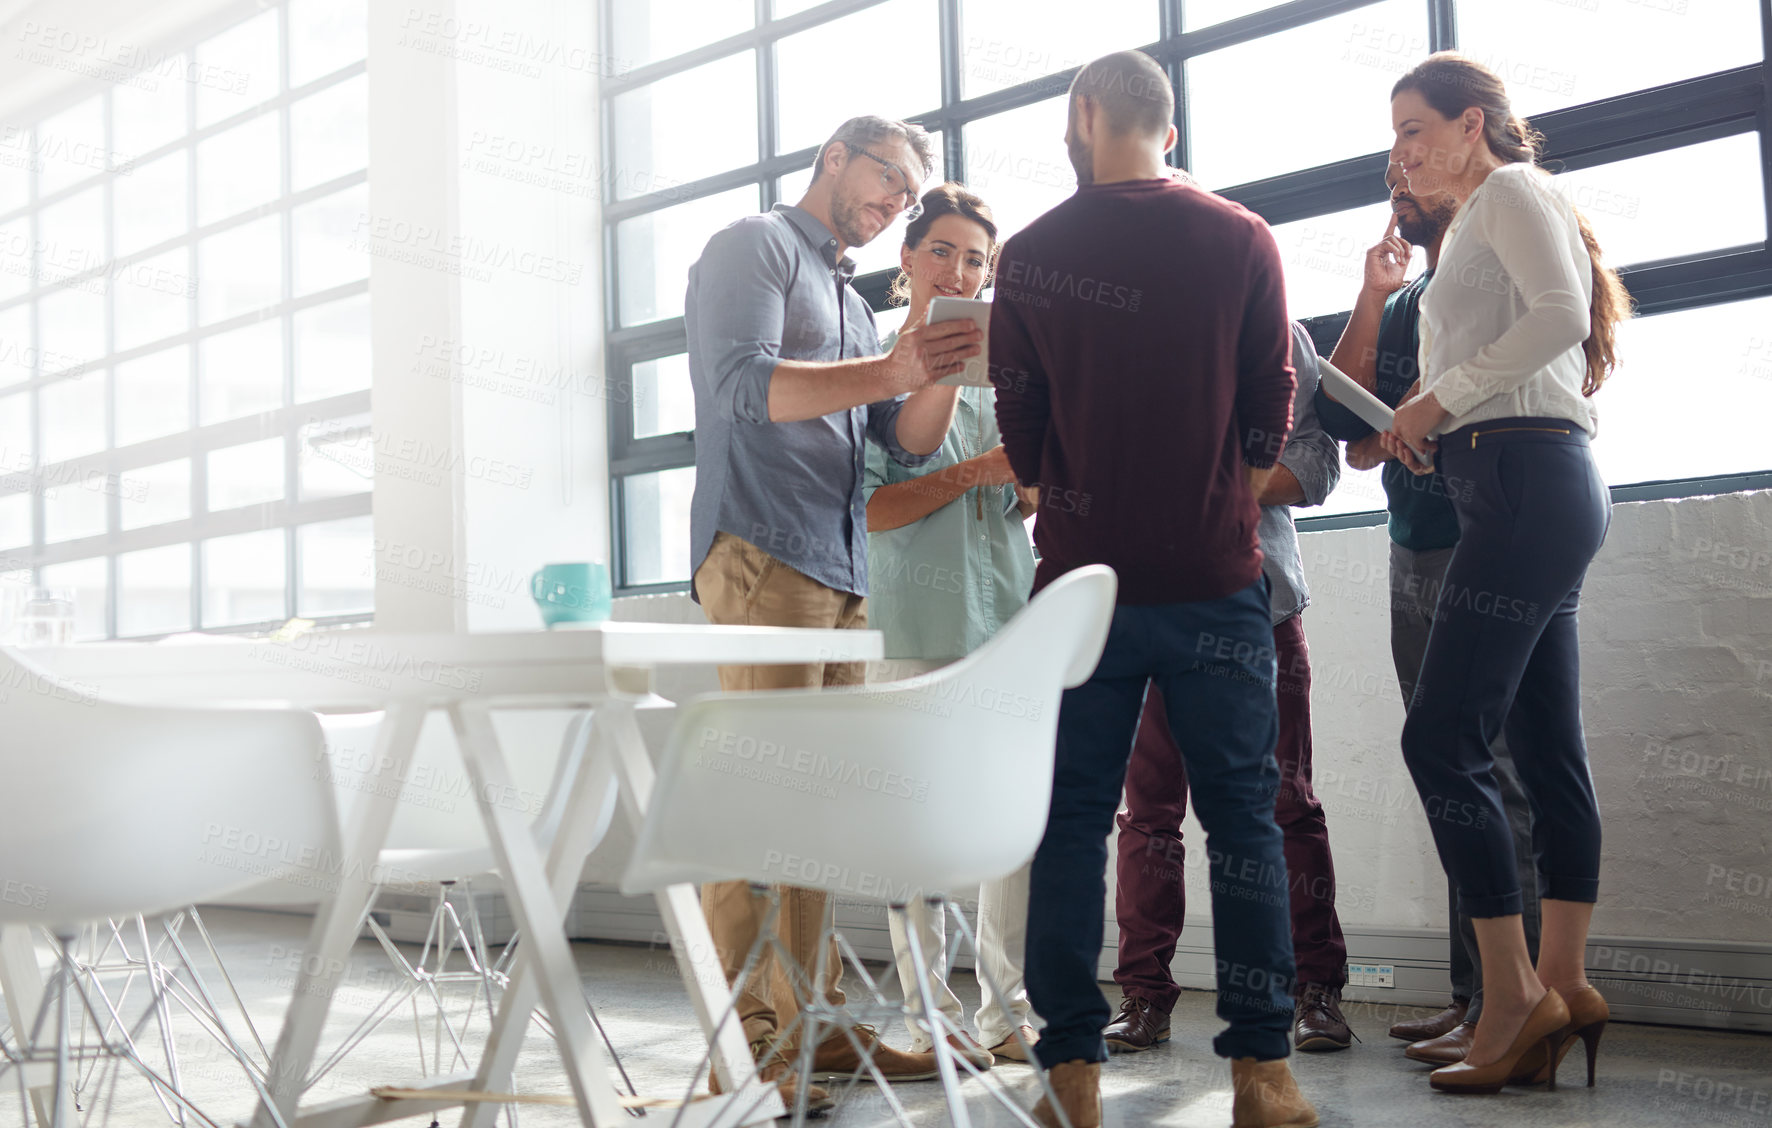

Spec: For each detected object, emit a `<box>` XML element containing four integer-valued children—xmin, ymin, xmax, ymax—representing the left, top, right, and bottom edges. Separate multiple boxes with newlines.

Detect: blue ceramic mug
<box><xmin>530</xmin><ymin>562</ymin><xmax>612</xmax><ymax>627</ymax></box>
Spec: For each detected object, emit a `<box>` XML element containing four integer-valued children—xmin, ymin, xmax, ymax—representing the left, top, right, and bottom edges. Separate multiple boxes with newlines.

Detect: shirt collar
<box><xmin>773</xmin><ymin>203</ymin><xmax>857</xmax><ymax>281</ymax></box>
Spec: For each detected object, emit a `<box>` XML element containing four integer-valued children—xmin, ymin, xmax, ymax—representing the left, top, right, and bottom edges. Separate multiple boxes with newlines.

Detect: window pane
<box><xmin>0</xmin><ymin>391</ymin><xmax>29</xmax><ymax>469</ymax></box>
<box><xmin>294</xmin><ymin>294</ymin><xmax>370</xmax><ymax>401</ymax></box>
<box><xmin>40</xmin><ymin>374</ymin><xmax>106</xmax><ymax>464</ymax></box>
<box><xmin>114</xmin><ymin>248</ymin><xmax>195</xmax><ymax>351</ymax></box>
<box><xmin>196</xmin><ymin>11</ymin><xmax>282</xmax><ymax>128</ymax></box>
<box><xmin>1268</xmin><ymin>200</ymin><xmax>1399</xmax><ymax>321</ymax></box>
<box><xmin>198</xmin><ymin>215</ymin><xmax>282</xmax><ymax>323</ymax></box>
<box><xmin>964</xmin><ymin>98</ymin><xmax>1077</xmax><ymax>242</ymax></box>
<box><xmin>114</xmin><ymin>150</ymin><xmax>189</xmax><ymax>257</ymax></box>
<box><xmin>117</xmin><ymin>543</ymin><xmax>191</xmax><ymax>636</ymax></box>
<box><xmin>1596</xmin><ymin>297</ymin><xmax>1772</xmax><ymax>484</ymax></box>
<box><xmin>39</xmin><ymin>557</ymin><xmax>107</xmax><ymax>640</ymax></box>
<box><xmin>616</xmin><ymin>184</ymin><xmax>756</xmax><ymax>326</ymax></box>
<box><xmin>37</xmin><ymin>97</ymin><xmax>107</xmax><ymax>196</ymax></box>
<box><xmin>202</xmin><ymin>527</ymin><xmax>286</xmax><ymax>626</ymax></box>
<box><xmin>113</xmin><ymin>54</ymin><xmax>189</xmax><ymax>153</ymax></box>
<box><xmin>1552</xmin><ymin>134</ymin><xmax>1765</xmax><ymax>268</ymax></box>
<box><xmin>612</xmin><ymin>52</ymin><xmax>756</xmax><ymax>201</ymax></box>
<box><xmin>0</xmin><ymin>137</ymin><xmax>29</xmax><ymax>215</ymax></box>
<box><xmin>200</xmin><ymin>318</ymin><xmax>284</xmax><ymax>424</ymax></box>
<box><xmin>297</xmin><ymin>414</ymin><xmax>372</xmax><ymax>499</ymax></box>
<box><xmin>0</xmin><ymin>219</ymin><xmax>29</xmax><ymax>301</ymax></box>
<box><xmin>632</xmin><ymin>353</ymin><xmax>694</xmax><ymax>438</ymax></box>
<box><xmin>1459</xmin><ymin>0</ymin><xmax>1763</xmax><ymax>119</ymax></box>
<box><xmin>622</xmin><ymin>466</ymin><xmax>694</xmax><ymax>585</ymax></box>
<box><xmin>292</xmin><ymin>183</ymin><xmax>369</xmax><ymax>295</ymax></box>
<box><xmin>610</xmin><ymin>0</ymin><xmax>751</xmax><ymax>68</ymax></box>
<box><xmin>297</xmin><ymin>515</ymin><xmax>372</xmax><ymax>616</ymax></box>
<box><xmin>0</xmin><ymin>305</ymin><xmax>28</xmax><ymax>386</ymax></box>
<box><xmin>961</xmin><ymin>0</ymin><xmax>1158</xmax><ymax>97</ymax></box>
<box><xmin>0</xmin><ymin>492</ymin><xmax>27</xmax><ymax>548</ymax></box>
<box><xmin>197</xmin><ymin>113</ymin><xmax>281</xmax><ymax>225</ymax></box>
<box><xmin>289</xmin><ymin>0</ymin><xmax>368</xmax><ymax>86</ymax></box>
<box><xmin>776</xmin><ymin>0</ymin><xmax>941</xmax><ymax>157</ymax></box>
<box><xmin>44</xmin><ymin>475</ymin><xmax>106</xmax><ymax>543</ymax></box>
<box><xmin>38</xmin><ymin>185</ymin><xmax>105</xmax><ymax>286</ymax></box>
<box><xmin>116</xmin><ymin>347</ymin><xmax>191</xmax><ymax>445</ymax></box>
<box><xmin>1185</xmin><ymin>0</ymin><xmax>1290</xmax><ymax>30</ymax></box>
<box><xmin>37</xmin><ymin>286</ymin><xmax>107</xmax><ymax>375</ymax></box>
<box><xmin>1188</xmin><ymin>0</ymin><xmax>1428</xmax><ymax>188</ymax></box>
<box><xmin>119</xmin><ymin>458</ymin><xmax>192</xmax><ymax>531</ymax></box>
<box><xmin>209</xmin><ymin>436</ymin><xmax>286</xmax><ymax>510</ymax></box>
<box><xmin>291</xmin><ymin>73</ymin><xmax>367</xmax><ymax>191</ymax></box>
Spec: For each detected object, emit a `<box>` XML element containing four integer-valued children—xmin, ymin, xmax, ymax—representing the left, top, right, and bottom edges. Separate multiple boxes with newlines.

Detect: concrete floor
<box><xmin>4</xmin><ymin>907</ymin><xmax>1768</xmax><ymax>1127</ymax></box>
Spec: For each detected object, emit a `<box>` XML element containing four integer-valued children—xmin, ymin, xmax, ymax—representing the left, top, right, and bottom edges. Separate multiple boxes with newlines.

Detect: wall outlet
<box><xmin>1347</xmin><ymin>963</ymin><xmax>1395</xmax><ymax>988</ymax></box>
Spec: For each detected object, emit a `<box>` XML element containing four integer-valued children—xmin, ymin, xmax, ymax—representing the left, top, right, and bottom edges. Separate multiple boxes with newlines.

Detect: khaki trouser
<box><xmin>693</xmin><ymin>531</ymin><xmax>865</xmax><ymax>1048</ymax></box>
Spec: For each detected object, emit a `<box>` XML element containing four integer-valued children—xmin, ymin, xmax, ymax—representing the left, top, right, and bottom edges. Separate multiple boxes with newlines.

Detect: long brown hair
<box><xmin>889</xmin><ymin>182</ymin><xmax>999</xmax><ymax>306</ymax></box>
<box><xmin>1393</xmin><ymin>53</ymin><xmax>1631</xmax><ymax>396</ymax></box>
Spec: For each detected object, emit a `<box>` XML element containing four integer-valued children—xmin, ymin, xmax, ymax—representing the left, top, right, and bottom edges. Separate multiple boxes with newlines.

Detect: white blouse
<box><xmin>1418</xmin><ymin>162</ymin><xmax>1597</xmax><ymax>437</ymax></box>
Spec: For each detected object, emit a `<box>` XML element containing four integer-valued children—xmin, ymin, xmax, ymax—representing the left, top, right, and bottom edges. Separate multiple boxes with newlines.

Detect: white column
<box><xmin>366</xmin><ymin>1</ymin><xmax>467</xmax><ymax>632</ymax></box>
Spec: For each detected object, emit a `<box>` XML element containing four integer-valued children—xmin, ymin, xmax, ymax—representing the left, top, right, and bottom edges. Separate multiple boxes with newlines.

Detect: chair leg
<box><xmin>897</xmin><ymin>901</ymin><xmax>972</xmax><ymax>1128</ymax></box>
<box><xmin>944</xmin><ymin>903</ymin><xmax>1060</xmax><ymax>1128</ymax></box>
<box><xmin>50</xmin><ymin>932</ymin><xmax>72</xmax><ymax>1128</ymax></box>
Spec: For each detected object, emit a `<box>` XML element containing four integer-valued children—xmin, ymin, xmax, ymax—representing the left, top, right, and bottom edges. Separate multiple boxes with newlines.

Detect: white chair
<box><xmin>623</xmin><ymin>564</ymin><xmax>1117</xmax><ymax>1128</ymax></box>
<box><xmin>0</xmin><ymin>646</ymin><xmax>338</xmax><ymax>1128</ymax></box>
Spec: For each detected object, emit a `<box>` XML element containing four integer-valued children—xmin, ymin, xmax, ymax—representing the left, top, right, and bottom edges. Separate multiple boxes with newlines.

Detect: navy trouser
<box><xmin>1027</xmin><ymin>576</ymin><xmax>1295</xmax><ymax>1066</ymax></box>
<box><xmin>1401</xmin><ymin>418</ymin><xmax>1611</xmax><ymax>919</ymax></box>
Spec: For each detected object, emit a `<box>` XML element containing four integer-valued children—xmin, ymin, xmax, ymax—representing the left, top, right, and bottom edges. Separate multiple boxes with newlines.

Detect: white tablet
<box><xmin>926</xmin><ymin>296</ymin><xmax>993</xmax><ymax>387</ymax></box>
<box><xmin>1317</xmin><ymin>356</ymin><xmax>1430</xmax><ymax>464</ymax></box>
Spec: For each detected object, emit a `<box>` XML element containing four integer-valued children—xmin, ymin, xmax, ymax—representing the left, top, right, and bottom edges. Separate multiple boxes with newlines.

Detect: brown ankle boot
<box><xmin>1030</xmin><ymin>1059</ymin><xmax>1101</xmax><ymax>1128</ymax></box>
<box><xmin>709</xmin><ymin>1038</ymin><xmax>833</xmax><ymax>1115</ymax></box>
<box><xmin>1230</xmin><ymin>1057</ymin><xmax>1318</xmax><ymax>1128</ymax></box>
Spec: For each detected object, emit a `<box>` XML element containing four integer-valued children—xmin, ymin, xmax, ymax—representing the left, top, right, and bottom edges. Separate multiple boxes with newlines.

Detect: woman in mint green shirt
<box><xmin>863</xmin><ymin>183</ymin><xmax>1039</xmax><ymax>1068</ymax></box>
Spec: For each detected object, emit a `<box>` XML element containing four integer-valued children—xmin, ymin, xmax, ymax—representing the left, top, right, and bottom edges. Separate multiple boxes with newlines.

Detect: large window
<box><xmin>603</xmin><ymin>0</ymin><xmax>1772</xmax><ymax>586</ymax></box>
<box><xmin>0</xmin><ymin>0</ymin><xmax>371</xmax><ymax>638</ymax></box>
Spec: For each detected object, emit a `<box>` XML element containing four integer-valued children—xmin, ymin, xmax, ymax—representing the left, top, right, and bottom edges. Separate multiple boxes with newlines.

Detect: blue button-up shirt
<box><xmin>1260</xmin><ymin>321</ymin><xmax>1343</xmax><ymax>624</ymax></box>
<box><xmin>686</xmin><ymin>204</ymin><xmax>934</xmax><ymax>599</ymax></box>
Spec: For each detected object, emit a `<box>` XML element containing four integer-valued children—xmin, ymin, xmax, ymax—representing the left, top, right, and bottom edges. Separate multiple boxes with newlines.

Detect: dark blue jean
<box><xmin>1401</xmin><ymin>418</ymin><xmax>1611</xmax><ymax>919</ymax></box>
<box><xmin>1027</xmin><ymin>576</ymin><xmax>1296</xmax><ymax>1066</ymax></box>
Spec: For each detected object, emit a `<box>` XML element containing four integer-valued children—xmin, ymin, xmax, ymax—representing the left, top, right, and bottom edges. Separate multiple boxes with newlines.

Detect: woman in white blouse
<box><xmin>1378</xmin><ymin>52</ymin><xmax>1631</xmax><ymax>1096</ymax></box>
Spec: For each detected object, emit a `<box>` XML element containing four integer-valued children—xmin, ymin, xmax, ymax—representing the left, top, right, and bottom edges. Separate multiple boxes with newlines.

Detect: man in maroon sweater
<box><xmin>992</xmin><ymin>51</ymin><xmax>1317</xmax><ymax>1128</ymax></box>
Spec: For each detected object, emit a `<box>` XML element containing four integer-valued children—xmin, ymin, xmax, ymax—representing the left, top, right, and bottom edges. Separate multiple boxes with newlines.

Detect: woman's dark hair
<box><xmin>1393</xmin><ymin>52</ymin><xmax>1632</xmax><ymax>396</ymax></box>
<box><xmin>888</xmin><ymin>182</ymin><xmax>999</xmax><ymax>306</ymax></box>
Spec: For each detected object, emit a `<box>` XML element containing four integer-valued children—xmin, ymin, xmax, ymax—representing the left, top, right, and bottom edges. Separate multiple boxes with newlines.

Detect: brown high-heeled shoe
<box><xmin>1520</xmin><ymin>985</ymin><xmax>1610</xmax><ymax>1088</ymax></box>
<box><xmin>1428</xmin><ymin>990</ymin><xmax>1570</xmax><ymax>1094</ymax></box>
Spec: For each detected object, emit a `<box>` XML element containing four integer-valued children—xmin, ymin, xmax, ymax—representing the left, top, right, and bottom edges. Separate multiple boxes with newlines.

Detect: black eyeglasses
<box><xmin>851</xmin><ymin>147</ymin><xmax>921</xmax><ymax>215</ymax></box>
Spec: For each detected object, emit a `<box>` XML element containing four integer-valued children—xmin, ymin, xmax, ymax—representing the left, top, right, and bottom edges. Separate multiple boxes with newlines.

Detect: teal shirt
<box><xmin>863</xmin><ymin>352</ymin><xmax>1037</xmax><ymax>661</ymax></box>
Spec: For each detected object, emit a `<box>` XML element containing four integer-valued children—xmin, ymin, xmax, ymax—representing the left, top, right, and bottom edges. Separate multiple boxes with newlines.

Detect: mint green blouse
<box><xmin>863</xmin><ymin>340</ymin><xmax>1038</xmax><ymax>661</ymax></box>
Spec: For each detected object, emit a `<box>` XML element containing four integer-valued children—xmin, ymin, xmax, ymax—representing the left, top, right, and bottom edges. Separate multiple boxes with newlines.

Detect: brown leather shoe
<box><xmin>1388</xmin><ymin>999</ymin><xmax>1468</xmax><ymax>1041</ymax></box>
<box><xmin>1102</xmin><ymin>995</ymin><xmax>1170</xmax><ymax>1053</ymax></box>
<box><xmin>1405</xmin><ymin>1020</ymin><xmax>1475</xmax><ymax>1064</ymax></box>
<box><xmin>809</xmin><ymin>1024</ymin><xmax>940</xmax><ymax>1083</ymax></box>
<box><xmin>708</xmin><ymin>1038</ymin><xmax>833</xmax><ymax>1116</ymax></box>
<box><xmin>987</xmin><ymin>1025</ymin><xmax>1039</xmax><ymax>1064</ymax></box>
<box><xmin>1230</xmin><ymin>1057</ymin><xmax>1319</xmax><ymax>1128</ymax></box>
<box><xmin>1031</xmin><ymin>1059</ymin><xmax>1101</xmax><ymax>1128</ymax></box>
<box><xmin>1292</xmin><ymin>984</ymin><xmax>1353</xmax><ymax>1052</ymax></box>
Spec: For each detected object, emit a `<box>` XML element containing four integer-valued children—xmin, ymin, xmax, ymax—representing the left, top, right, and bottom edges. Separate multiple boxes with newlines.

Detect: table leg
<box><xmin>251</xmin><ymin>701</ymin><xmax>428</xmax><ymax>1128</ymax></box>
<box><xmin>446</xmin><ymin>702</ymin><xmax>630</xmax><ymax>1125</ymax></box>
<box><xmin>458</xmin><ymin>708</ymin><xmax>619</xmax><ymax>1128</ymax></box>
<box><xmin>602</xmin><ymin>705</ymin><xmax>759</xmax><ymax>1099</ymax></box>
<box><xmin>0</xmin><ymin>925</ymin><xmax>55</xmax><ymax>1126</ymax></box>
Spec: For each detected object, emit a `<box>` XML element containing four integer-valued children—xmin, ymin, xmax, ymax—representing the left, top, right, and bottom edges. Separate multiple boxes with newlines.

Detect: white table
<box><xmin>11</xmin><ymin>622</ymin><xmax>882</xmax><ymax>1128</ymax></box>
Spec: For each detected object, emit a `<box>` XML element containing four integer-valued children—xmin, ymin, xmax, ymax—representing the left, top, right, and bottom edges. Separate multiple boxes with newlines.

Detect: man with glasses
<box><xmin>686</xmin><ymin>114</ymin><xmax>982</xmax><ymax>1111</ymax></box>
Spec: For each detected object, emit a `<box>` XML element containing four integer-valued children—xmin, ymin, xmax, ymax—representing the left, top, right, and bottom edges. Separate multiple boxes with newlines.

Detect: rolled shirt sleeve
<box><xmin>1278</xmin><ymin>325</ymin><xmax>1342</xmax><ymax>509</ymax></box>
<box><xmin>865</xmin><ymin>395</ymin><xmax>936</xmax><ymax>469</ymax></box>
<box><xmin>689</xmin><ymin>220</ymin><xmax>793</xmax><ymax>426</ymax></box>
